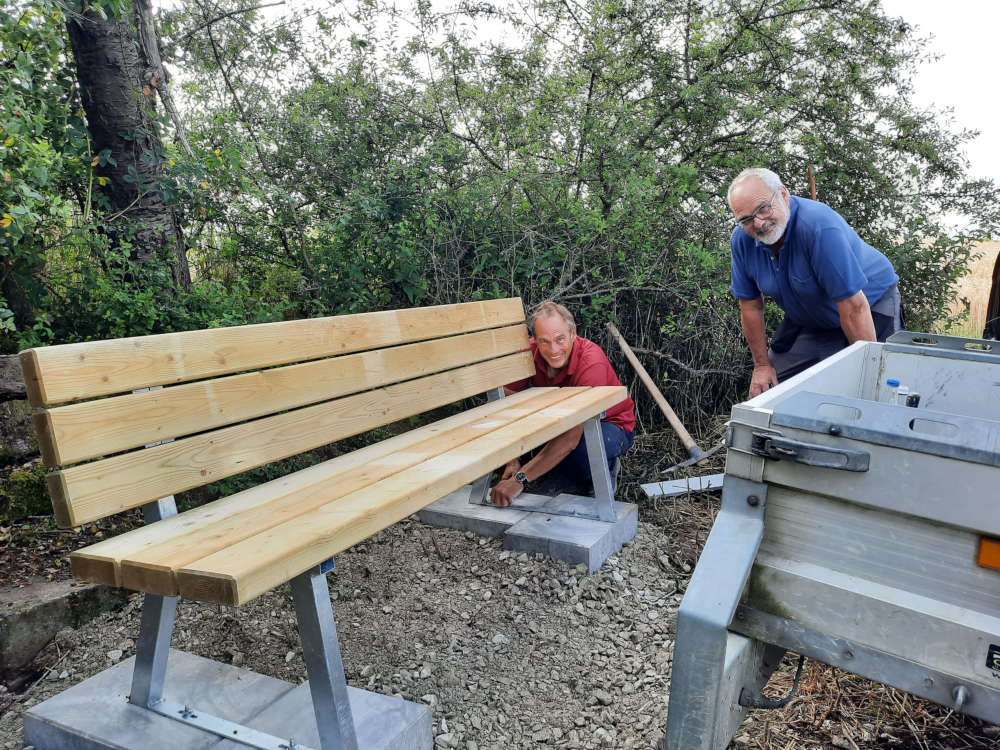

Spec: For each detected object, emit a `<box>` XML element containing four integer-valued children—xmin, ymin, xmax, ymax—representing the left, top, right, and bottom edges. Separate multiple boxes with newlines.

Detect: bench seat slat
<box><xmin>69</xmin><ymin>388</ymin><xmax>570</xmax><ymax>590</ymax></box>
<box><xmin>36</xmin><ymin>325</ymin><xmax>530</xmax><ymax>467</ymax></box>
<box><xmin>174</xmin><ymin>386</ymin><xmax>626</xmax><ymax>606</ymax></box>
<box><xmin>48</xmin><ymin>351</ymin><xmax>534</xmax><ymax>528</ymax></box>
<box><xmin>20</xmin><ymin>298</ymin><xmax>526</xmax><ymax>406</ymax></box>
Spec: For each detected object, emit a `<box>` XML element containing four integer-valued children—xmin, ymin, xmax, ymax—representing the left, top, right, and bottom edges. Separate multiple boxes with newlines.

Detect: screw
<box><xmin>828</xmin><ymin>425</ymin><xmax>842</xmax><ymax>436</ymax></box>
<box><xmin>747</xmin><ymin>495</ymin><xmax>760</xmax><ymax>507</ymax></box>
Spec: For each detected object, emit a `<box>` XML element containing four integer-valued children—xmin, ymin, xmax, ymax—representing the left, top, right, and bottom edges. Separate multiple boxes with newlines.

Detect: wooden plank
<box><xmin>72</xmin><ymin>388</ymin><xmax>576</xmax><ymax>592</ymax></box>
<box><xmin>50</xmin><ymin>351</ymin><xmax>535</xmax><ymax>528</ymax></box>
<box><xmin>40</xmin><ymin>325</ymin><xmax>530</xmax><ymax>467</ymax></box>
<box><xmin>19</xmin><ymin>298</ymin><xmax>525</xmax><ymax>406</ymax></box>
<box><xmin>175</xmin><ymin>386</ymin><xmax>627</xmax><ymax>605</ymax></box>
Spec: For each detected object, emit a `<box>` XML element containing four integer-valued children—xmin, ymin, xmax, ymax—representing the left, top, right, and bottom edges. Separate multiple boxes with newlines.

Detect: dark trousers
<box><xmin>537</xmin><ymin>421</ymin><xmax>634</xmax><ymax>493</ymax></box>
<box><xmin>769</xmin><ymin>286</ymin><xmax>903</xmax><ymax>381</ymax></box>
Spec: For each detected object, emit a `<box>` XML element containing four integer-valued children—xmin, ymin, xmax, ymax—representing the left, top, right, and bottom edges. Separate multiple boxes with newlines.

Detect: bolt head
<box><xmin>747</xmin><ymin>494</ymin><xmax>760</xmax><ymax>507</ymax></box>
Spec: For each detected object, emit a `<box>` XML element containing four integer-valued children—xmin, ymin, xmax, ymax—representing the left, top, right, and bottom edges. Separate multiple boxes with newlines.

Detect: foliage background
<box><xmin>2</xmin><ymin>0</ymin><xmax>997</xmax><ymax>432</ymax></box>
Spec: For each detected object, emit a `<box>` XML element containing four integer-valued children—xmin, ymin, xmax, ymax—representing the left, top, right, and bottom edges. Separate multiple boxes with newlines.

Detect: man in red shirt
<box><xmin>490</xmin><ymin>301</ymin><xmax>636</xmax><ymax>506</ymax></box>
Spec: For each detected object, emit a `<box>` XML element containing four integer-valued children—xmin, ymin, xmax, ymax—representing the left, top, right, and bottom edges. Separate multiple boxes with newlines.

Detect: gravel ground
<box><xmin>2</xmin><ymin>418</ymin><xmax>998</xmax><ymax>750</ymax></box>
<box><xmin>2</xmin><ymin>501</ymin><xmax>998</xmax><ymax>750</ymax></box>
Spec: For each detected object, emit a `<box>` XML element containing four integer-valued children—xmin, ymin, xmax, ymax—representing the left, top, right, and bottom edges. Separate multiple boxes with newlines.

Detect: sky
<box><xmin>879</xmin><ymin>0</ymin><xmax>999</xmax><ymax>184</ymax></box>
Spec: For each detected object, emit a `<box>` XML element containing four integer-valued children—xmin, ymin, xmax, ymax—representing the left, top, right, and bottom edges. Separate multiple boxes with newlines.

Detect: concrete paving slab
<box><xmin>417</xmin><ymin>484</ymin><xmax>550</xmax><ymax>537</ymax></box>
<box><xmin>502</xmin><ymin>495</ymin><xmax>638</xmax><ymax>573</ymax></box>
<box><xmin>641</xmin><ymin>473</ymin><xmax>725</xmax><ymax>499</ymax></box>
<box><xmin>24</xmin><ymin>649</ymin><xmax>431</xmax><ymax>750</ymax></box>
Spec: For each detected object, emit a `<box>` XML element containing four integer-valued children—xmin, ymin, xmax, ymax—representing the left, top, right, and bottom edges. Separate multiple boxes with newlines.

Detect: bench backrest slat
<box><xmin>35</xmin><ymin>325</ymin><xmax>529</xmax><ymax>467</ymax></box>
<box><xmin>20</xmin><ymin>298</ymin><xmax>526</xmax><ymax>406</ymax></box>
<box><xmin>47</xmin><ymin>350</ymin><xmax>534</xmax><ymax>527</ymax></box>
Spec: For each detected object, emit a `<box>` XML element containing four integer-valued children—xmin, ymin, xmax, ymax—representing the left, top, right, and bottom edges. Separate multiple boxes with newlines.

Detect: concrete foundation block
<box><xmin>417</xmin><ymin>484</ymin><xmax>551</xmax><ymax>537</ymax></box>
<box><xmin>24</xmin><ymin>649</ymin><xmax>431</xmax><ymax>750</ymax></box>
<box><xmin>420</xmin><ymin>485</ymin><xmax>637</xmax><ymax>573</ymax></box>
<box><xmin>502</xmin><ymin>494</ymin><xmax>638</xmax><ymax>573</ymax></box>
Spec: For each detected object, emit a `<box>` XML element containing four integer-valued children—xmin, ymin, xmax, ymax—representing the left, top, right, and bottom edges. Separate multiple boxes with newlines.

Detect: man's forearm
<box><xmin>522</xmin><ymin>425</ymin><xmax>584</xmax><ymax>480</ymax></box>
<box><xmin>837</xmin><ymin>291</ymin><xmax>876</xmax><ymax>343</ymax></box>
<box><xmin>739</xmin><ymin>298</ymin><xmax>771</xmax><ymax>367</ymax></box>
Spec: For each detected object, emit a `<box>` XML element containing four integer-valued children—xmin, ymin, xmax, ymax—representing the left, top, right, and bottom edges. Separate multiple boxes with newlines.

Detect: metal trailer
<box><xmin>664</xmin><ymin>331</ymin><xmax>1000</xmax><ymax>749</ymax></box>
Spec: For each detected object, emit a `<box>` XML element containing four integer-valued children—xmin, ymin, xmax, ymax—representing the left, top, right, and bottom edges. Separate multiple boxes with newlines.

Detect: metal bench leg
<box><xmin>130</xmin><ymin>496</ymin><xmax>180</xmax><ymax>708</ymax></box>
<box><xmin>663</xmin><ymin>476</ymin><xmax>768</xmax><ymax>750</ymax></box>
<box><xmin>469</xmin><ymin>387</ymin><xmax>506</xmax><ymax>506</ymax></box>
<box><xmin>583</xmin><ymin>416</ymin><xmax>617</xmax><ymax>522</ymax></box>
<box><xmin>291</xmin><ymin>566</ymin><xmax>359</xmax><ymax>750</ymax></box>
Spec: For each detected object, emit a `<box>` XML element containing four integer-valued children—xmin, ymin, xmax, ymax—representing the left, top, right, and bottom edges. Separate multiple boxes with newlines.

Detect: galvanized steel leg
<box><xmin>583</xmin><ymin>416</ymin><xmax>616</xmax><ymax>522</ymax></box>
<box><xmin>469</xmin><ymin>387</ymin><xmax>506</xmax><ymax>506</ymax></box>
<box><xmin>663</xmin><ymin>476</ymin><xmax>768</xmax><ymax>750</ymax></box>
<box><xmin>130</xmin><ymin>495</ymin><xmax>180</xmax><ymax>707</ymax></box>
<box><xmin>291</xmin><ymin>566</ymin><xmax>359</xmax><ymax>750</ymax></box>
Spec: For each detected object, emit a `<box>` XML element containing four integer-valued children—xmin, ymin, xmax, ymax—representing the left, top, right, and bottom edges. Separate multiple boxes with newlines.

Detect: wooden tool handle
<box><xmin>605</xmin><ymin>322</ymin><xmax>698</xmax><ymax>452</ymax></box>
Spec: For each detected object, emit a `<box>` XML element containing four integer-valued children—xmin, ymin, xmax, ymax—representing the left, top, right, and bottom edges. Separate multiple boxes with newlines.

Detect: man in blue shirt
<box><xmin>728</xmin><ymin>168</ymin><xmax>902</xmax><ymax>396</ymax></box>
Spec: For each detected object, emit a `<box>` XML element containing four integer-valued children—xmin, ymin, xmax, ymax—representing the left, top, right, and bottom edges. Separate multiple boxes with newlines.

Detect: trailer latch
<box><xmin>751</xmin><ymin>433</ymin><xmax>870</xmax><ymax>472</ymax></box>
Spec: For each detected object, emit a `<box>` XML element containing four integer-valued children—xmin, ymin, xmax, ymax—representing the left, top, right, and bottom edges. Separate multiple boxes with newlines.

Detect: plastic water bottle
<box><xmin>895</xmin><ymin>385</ymin><xmax>910</xmax><ymax>406</ymax></box>
<box><xmin>885</xmin><ymin>378</ymin><xmax>900</xmax><ymax>403</ymax></box>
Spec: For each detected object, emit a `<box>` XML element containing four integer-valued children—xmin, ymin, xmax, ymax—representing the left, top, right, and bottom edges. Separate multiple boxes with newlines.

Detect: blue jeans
<box><xmin>544</xmin><ymin>421</ymin><xmax>634</xmax><ymax>489</ymax></box>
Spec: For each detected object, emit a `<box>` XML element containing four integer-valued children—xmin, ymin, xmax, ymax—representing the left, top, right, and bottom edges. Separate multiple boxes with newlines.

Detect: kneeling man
<box><xmin>489</xmin><ymin>301</ymin><xmax>636</xmax><ymax>506</ymax></box>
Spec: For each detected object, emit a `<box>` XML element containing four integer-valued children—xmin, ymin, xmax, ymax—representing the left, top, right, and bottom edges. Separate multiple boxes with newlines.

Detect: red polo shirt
<box><xmin>507</xmin><ymin>336</ymin><xmax>635</xmax><ymax>433</ymax></box>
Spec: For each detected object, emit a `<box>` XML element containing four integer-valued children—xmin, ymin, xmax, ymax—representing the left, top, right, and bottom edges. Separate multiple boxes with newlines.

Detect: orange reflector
<box><xmin>979</xmin><ymin>538</ymin><xmax>1000</xmax><ymax>571</ymax></box>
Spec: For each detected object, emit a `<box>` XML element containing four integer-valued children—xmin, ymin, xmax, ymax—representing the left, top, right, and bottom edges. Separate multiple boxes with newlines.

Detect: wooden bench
<box><xmin>20</xmin><ymin>298</ymin><xmax>627</xmax><ymax>750</ymax></box>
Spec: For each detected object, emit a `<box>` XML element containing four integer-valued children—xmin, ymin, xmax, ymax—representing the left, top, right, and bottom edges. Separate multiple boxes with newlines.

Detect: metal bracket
<box><xmin>750</xmin><ymin>432</ymin><xmax>870</xmax><ymax>472</ymax></box>
<box><xmin>147</xmin><ymin>699</ymin><xmax>316</xmax><ymax>750</ymax></box>
<box><xmin>469</xmin><ymin>387</ymin><xmax>506</xmax><ymax>506</ymax></box>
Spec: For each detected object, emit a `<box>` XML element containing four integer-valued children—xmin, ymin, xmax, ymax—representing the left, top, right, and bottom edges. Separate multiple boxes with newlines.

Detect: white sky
<box><xmin>879</xmin><ymin>0</ymin><xmax>999</xmax><ymax>184</ymax></box>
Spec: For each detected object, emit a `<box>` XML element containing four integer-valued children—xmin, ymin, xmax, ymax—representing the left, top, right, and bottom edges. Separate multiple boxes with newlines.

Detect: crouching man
<box><xmin>489</xmin><ymin>301</ymin><xmax>636</xmax><ymax>506</ymax></box>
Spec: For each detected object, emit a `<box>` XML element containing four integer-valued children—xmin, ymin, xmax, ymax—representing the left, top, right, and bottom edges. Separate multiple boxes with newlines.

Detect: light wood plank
<box><xmin>50</xmin><ymin>352</ymin><xmax>535</xmax><ymax>528</ymax></box>
<box><xmin>73</xmin><ymin>389</ymin><xmax>575</xmax><ymax>593</ymax></box>
<box><xmin>40</xmin><ymin>325</ymin><xmax>530</xmax><ymax>467</ymax></box>
<box><xmin>20</xmin><ymin>298</ymin><xmax>525</xmax><ymax>405</ymax></box>
<box><xmin>69</xmin><ymin>387</ymin><xmax>554</xmax><ymax>587</ymax></box>
<box><xmin>175</xmin><ymin>386</ymin><xmax>627</xmax><ymax>605</ymax></box>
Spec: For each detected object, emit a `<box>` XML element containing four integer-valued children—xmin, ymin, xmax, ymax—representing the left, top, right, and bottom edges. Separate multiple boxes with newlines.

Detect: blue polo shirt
<box><xmin>730</xmin><ymin>196</ymin><xmax>898</xmax><ymax>329</ymax></box>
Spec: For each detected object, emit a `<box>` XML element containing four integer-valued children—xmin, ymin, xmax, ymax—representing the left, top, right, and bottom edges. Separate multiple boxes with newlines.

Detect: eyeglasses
<box><xmin>734</xmin><ymin>191</ymin><xmax>778</xmax><ymax>228</ymax></box>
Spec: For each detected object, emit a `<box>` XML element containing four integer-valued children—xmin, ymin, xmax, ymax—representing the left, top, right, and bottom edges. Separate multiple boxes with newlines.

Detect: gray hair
<box><xmin>528</xmin><ymin>301</ymin><xmax>576</xmax><ymax>335</ymax></box>
<box><xmin>727</xmin><ymin>168</ymin><xmax>784</xmax><ymax>208</ymax></box>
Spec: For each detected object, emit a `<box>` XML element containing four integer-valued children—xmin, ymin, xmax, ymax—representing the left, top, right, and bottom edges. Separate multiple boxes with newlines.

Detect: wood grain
<box><xmin>40</xmin><ymin>325</ymin><xmax>529</xmax><ymax>467</ymax></box>
<box><xmin>52</xmin><ymin>352</ymin><xmax>535</xmax><ymax>527</ymax></box>
<box><xmin>174</xmin><ymin>386</ymin><xmax>627</xmax><ymax>605</ymax></box>
<box><xmin>20</xmin><ymin>298</ymin><xmax>525</xmax><ymax>405</ymax></box>
<box><xmin>72</xmin><ymin>389</ymin><xmax>574</xmax><ymax>592</ymax></box>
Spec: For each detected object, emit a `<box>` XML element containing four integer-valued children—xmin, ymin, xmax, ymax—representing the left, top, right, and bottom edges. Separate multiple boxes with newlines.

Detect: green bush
<box><xmin>0</xmin><ymin>462</ymin><xmax>50</xmax><ymax>522</ymax></box>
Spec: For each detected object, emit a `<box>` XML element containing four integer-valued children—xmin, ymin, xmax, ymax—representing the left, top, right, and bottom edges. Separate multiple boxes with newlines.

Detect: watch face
<box><xmin>515</xmin><ymin>471</ymin><xmax>528</xmax><ymax>484</ymax></box>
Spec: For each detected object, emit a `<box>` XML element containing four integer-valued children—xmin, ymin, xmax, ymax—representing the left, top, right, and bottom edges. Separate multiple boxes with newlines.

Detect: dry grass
<box><xmin>944</xmin><ymin>241</ymin><xmax>999</xmax><ymax>337</ymax></box>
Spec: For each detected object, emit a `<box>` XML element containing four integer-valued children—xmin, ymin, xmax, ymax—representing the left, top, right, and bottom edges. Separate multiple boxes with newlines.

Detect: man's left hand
<box><xmin>490</xmin><ymin>477</ymin><xmax>524</xmax><ymax>507</ymax></box>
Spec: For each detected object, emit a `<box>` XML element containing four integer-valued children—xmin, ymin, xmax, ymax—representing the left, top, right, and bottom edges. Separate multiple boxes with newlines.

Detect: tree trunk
<box><xmin>984</xmin><ymin>252</ymin><xmax>1000</xmax><ymax>340</ymax></box>
<box><xmin>0</xmin><ymin>354</ymin><xmax>26</xmax><ymax>403</ymax></box>
<box><xmin>66</xmin><ymin>7</ymin><xmax>191</xmax><ymax>289</ymax></box>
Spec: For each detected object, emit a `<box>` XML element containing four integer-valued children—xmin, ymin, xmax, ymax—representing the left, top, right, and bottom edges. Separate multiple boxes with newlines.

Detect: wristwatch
<box><xmin>513</xmin><ymin>470</ymin><xmax>529</xmax><ymax>486</ymax></box>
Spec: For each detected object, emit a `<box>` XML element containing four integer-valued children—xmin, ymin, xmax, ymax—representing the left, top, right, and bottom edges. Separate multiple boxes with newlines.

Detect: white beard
<box><xmin>751</xmin><ymin>218</ymin><xmax>786</xmax><ymax>246</ymax></box>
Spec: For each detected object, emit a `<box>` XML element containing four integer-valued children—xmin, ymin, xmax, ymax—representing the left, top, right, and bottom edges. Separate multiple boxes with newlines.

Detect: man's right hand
<box><xmin>749</xmin><ymin>365</ymin><xmax>778</xmax><ymax>397</ymax></box>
